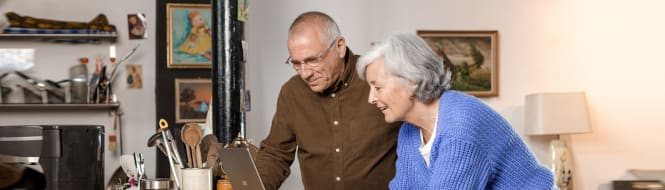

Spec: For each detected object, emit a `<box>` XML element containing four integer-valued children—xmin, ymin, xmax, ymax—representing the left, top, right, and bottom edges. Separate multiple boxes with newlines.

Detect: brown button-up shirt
<box><xmin>255</xmin><ymin>49</ymin><xmax>401</xmax><ymax>190</ymax></box>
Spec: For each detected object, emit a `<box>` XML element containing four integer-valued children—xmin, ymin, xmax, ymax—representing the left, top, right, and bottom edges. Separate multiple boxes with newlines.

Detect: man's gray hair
<box><xmin>357</xmin><ymin>32</ymin><xmax>452</xmax><ymax>103</ymax></box>
<box><xmin>289</xmin><ymin>11</ymin><xmax>340</xmax><ymax>44</ymax></box>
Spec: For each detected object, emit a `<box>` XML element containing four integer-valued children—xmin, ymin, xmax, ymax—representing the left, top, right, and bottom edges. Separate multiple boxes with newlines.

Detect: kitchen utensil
<box><xmin>147</xmin><ymin>132</ymin><xmax>180</xmax><ymax>166</ymax></box>
<box><xmin>106</xmin><ymin>167</ymin><xmax>129</xmax><ymax>190</ymax></box>
<box><xmin>182</xmin><ymin>123</ymin><xmax>203</xmax><ymax>168</ymax></box>
<box><xmin>109</xmin><ymin>111</ymin><xmax>117</xmax><ymax>153</ymax></box>
<box><xmin>207</xmin><ymin>143</ymin><xmax>223</xmax><ymax>178</ymax></box>
<box><xmin>116</xmin><ymin>111</ymin><xmax>124</xmax><ymax>154</ymax></box>
<box><xmin>134</xmin><ymin>152</ymin><xmax>145</xmax><ymax>187</ymax></box>
<box><xmin>138</xmin><ymin>153</ymin><xmax>145</xmax><ymax>178</ymax></box>
<box><xmin>180</xmin><ymin>124</ymin><xmax>193</xmax><ymax>168</ymax></box>
<box><xmin>13</xmin><ymin>71</ymin><xmax>43</xmax><ymax>88</ymax></box>
<box><xmin>193</xmin><ymin>133</ymin><xmax>202</xmax><ymax>168</ymax></box>
<box><xmin>147</xmin><ymin>132</ymin><xmax>168</xmax><ymax>158</ymax></box>
<box><xmin>164</xmin><ymin>129</ymin><xmax>183</xmax><ymax>166</ymax></box>
<box><xmin>108</xmin><ymin>44</ymin><xmax>140</xmax><ymax>82</ymax></box>
<box><xmin>120</xmin><ymin>154</ymin><xmax>137</xmax><ymax>180</ymax></box>
<box><xmin>158</xmin><ymin>119</ymin><xmax>180</xmax><ymax>189</ymax></box>
<box><xmin>200</xmin><ymin>134</ymin><xmax>217</xmax><ymax>164</ymax></box>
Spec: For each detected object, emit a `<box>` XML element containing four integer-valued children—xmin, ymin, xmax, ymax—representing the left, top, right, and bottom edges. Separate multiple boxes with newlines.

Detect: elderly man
<box><xmin>254</xmin><ymin>11</ymin><xmax>401</xmax><ymax>190</ymax></box>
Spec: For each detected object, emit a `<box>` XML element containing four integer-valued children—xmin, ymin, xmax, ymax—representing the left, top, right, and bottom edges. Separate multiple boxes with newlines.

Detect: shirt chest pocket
<box><xmin>346</xmin><ymin>114</ymin><xmax>394</xmax><ymax>156</ymax></box>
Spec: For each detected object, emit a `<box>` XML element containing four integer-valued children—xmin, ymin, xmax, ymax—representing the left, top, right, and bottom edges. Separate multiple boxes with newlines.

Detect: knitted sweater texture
<box><xmin>389</xmin><ymin>91</ymin><xmax>555</xmax><ymax>190</ymax></box>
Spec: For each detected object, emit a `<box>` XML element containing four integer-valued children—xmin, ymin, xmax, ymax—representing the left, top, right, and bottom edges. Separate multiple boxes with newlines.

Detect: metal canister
<box><xmin>69</xmin><ymin>59</ymin><xmax>88</xmax><ymax>103</ymax></box>
<box><xmin>140</xmin><ymin>179</ymin><xmax>172</xmax><ymax>190</ymax></box>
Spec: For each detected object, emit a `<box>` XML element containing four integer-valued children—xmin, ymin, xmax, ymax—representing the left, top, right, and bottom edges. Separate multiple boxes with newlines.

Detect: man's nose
<box><xmin>299</xmin><ymin>67</ymin><xmax>314</xmax><ymax>79</ymax></box>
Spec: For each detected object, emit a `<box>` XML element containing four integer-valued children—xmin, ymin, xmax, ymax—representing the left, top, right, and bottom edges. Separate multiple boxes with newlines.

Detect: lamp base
<box><xmin>550</xmin><ymin>139</ymin><xmax>574</xmax><ymax>189</ymax></box>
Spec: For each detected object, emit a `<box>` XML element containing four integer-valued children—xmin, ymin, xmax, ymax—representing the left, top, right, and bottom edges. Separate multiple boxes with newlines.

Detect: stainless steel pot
<box><xmin>140</xmin><ymin>178</ymin><xmax>172</xmax><ymax>190</ymax></box>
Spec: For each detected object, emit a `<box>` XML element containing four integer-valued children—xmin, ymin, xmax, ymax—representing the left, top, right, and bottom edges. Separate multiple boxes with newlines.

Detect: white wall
<box><xmin>247</xmin><ymin>0</ymin><xmax>665</xmax><ymax>189</ymax></box>
<box><xmin>0</xmin><ymin>0</ymin><xmax>157</xmax><ymax>185</ymax></box>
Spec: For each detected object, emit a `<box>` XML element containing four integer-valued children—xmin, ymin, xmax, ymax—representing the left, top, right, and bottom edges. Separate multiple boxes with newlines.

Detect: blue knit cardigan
<box><xmin>389</xmin><ymin>91</ymin><xmax>555</xmax><ymax>190</ymax></box>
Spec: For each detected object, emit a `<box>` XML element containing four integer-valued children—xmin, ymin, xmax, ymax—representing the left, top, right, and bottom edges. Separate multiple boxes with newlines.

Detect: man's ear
<box><xmin>336</xmin><ymin>37</ymin><xmax>347</xmax><ymax>58</ymax></box>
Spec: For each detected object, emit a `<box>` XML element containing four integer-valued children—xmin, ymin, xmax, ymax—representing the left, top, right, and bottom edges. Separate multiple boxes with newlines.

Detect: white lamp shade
<box><xmin>525</xmin><ymin>92</ymin><xmax>592</xmax><ymax>135</ymax></box>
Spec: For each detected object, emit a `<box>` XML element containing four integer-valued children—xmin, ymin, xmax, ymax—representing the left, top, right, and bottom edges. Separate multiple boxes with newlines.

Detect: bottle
<box><xmin>89</xmin><ymin>56</ymin><xmax>103</xmax><ymax>103</ymax></box>
<box><xmin>95</xmin><ymin>66</ymin><xmax>112</xmax><ymax>104</ymax></box>
<box><xmin>216</xmin><ymin>176</ymin><xmax>233</xmax><ymax>190</ymax></box>
<box><xmin>69</xmin><ymin>57</ymin><xmax>89</xmax><ymax>103</ymax></box>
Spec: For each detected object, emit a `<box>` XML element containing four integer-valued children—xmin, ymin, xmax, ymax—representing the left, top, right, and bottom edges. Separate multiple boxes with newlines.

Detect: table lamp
<box><xmin>525</xmin><ymin>92</ymin><xmax>592</xmax><ymax>190</ymax></box>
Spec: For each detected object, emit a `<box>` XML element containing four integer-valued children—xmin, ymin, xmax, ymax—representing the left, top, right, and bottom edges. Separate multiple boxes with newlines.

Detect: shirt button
<box><xmin>335</xmin><ymin>148</ymin><xmax>340</xmax><ymax>152</ymax></box>
<box><xmin>344</xmin><ymin>83</ymin><xmax>348</xmax><ymax>87</ymax></box>
<box><xmin>331</xmin><ymin>93</ymin><xmax>336</xmax><ymax>98</ymax></box>
<box><xmin>333</xmin><ymin>121</ymin><xmax>338</xmax><ymax>125</ymax></box>
<box><xmin>336</xmin><ymin>176</ymin><xmax>341</xmax><ymax>182</ymax></box>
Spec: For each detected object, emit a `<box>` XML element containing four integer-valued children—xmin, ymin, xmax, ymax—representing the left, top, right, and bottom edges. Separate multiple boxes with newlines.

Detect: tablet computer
<box><xmin>219</xmin><ymin>147</ymin><xmax>265</xmax><ymax>190</ymax></box>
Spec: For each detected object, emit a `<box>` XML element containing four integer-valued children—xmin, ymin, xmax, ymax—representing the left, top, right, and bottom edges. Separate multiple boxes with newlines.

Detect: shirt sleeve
<box><xmin>254</xmin><ymin>88</ymin><xmax>297</xmax><ymax>190</ymax></box>
<box><xmin>426</xmin><ymin>139</ymin><xmax>492</xmax><ymax>190</ymax></box>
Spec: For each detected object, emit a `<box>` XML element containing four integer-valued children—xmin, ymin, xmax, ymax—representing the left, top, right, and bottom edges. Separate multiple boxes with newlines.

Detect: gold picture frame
<box><xmin>175</xmin><ymin>78</ymin><xmax>212</xmax><ymax>123</ymax></box>
<box><xmin>417</xmin><ymin>30</ymin><xmax>499</xmax><ymax>97</ymax></box>
<box><xmin>166</xmin><ymin>3</ymin><xmax>212</xmax><ymax>69</ymax></box>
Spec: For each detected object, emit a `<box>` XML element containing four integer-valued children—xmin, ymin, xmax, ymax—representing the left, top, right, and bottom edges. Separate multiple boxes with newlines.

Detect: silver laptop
<box><xmin>219</xmin><ymin>147</ymin><xmax>266</xmax><ymax>190</ymax></box>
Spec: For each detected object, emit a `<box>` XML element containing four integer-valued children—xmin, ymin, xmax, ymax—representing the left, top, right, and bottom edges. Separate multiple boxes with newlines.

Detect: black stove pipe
<box><xmin>211</xmin><ymin>0</ymin><xmax>243</xmax><ymax>144</ymax></box>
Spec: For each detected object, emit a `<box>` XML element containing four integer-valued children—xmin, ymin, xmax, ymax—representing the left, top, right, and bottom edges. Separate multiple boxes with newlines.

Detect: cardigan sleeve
<box><xmin>426</xmin><ymin>138</ymin><xmax>492</xmax><ymax>190</ymax></box>
<box><xmin>389</xmin><ymin>124</ymin><xmax>418</xmax><ymax>190</ymax></box>
<box><xmin>388</xmin><ymin>150</ymin><xmax>409</xmax><ymax>189</ymax></box>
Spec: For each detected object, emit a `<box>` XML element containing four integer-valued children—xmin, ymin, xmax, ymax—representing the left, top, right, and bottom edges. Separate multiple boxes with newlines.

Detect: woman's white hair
<box><xmin>357</xmin><ymin>32</ymin><xmax>452</xmax><ymax>103</ymax></box>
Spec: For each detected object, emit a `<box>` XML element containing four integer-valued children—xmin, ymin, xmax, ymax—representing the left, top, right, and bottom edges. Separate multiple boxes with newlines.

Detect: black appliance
<box><xmin>0</xmin><ymin>125</ymin><xmax>104</xmax><ymax>190</ymax></box>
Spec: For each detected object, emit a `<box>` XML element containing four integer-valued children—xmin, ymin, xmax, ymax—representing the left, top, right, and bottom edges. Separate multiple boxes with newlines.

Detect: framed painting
<box><xmin>175</xmin><ymin>78</ymin><xmax>212</xmax><ymax>123</ymax></box>
<box><xmin>417</xmin><ymin>30</ymin><xmax>499</xmax><ymax>97</ymax></box>
<box><xmin>166</xmin><ymin>3</ymin><xmax>212</xmax><ymax>69</ymax></box>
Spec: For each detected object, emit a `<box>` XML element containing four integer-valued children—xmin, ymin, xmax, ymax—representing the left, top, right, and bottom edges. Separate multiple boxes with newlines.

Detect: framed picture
<box><xmin>175</xmin><ymin>78</ymin><xmax>212</xmax><ymax>123</ymax></box>
<box><xmin>417</xmin><ymin>30</ymin><xmax>498</xmax><ymax>97</ymax></box>
<box><xmin>167</xmin><ymin>3</ymin><xmax>213</xmax><ymax>69</ymax></box>
<box><xmin>127</xmin><ymin>13</ymin><xmax>147</xmax><ymax>40</ymax></box>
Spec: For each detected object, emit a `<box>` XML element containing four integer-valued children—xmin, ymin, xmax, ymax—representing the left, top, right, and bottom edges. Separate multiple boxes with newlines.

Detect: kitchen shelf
<box><xmin>0</xmin><ymin>103</ymin><xmax>120</xmax><ymax>111</ymax></box>
<box><xmin>0</xmin><ymin>33</ymin><xmax>117</xmax><ymax>43</ymax></box>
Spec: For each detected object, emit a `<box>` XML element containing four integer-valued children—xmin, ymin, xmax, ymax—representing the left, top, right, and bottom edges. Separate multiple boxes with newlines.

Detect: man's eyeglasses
<box><xmin>284</xmin><ymin>39</ymin><xmax>337</xmax><ymax>70</ymax></box>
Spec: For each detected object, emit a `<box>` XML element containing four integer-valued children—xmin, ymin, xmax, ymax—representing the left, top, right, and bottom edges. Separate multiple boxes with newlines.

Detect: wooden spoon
<box><xmin>208</xmin><ymin>143</ymin><xmax>223</xmax><ymax>178</ymax></box>
<box><xmin>182</xmin><ymin>123</ymin><xmax>203</xmax><ymax>168</ymax></box>
<box><xmin>193</xmin><ymin>127</ymin><xmax>203</xmax><ymax>168</ymax></box>
<box><xmin>200</xmin><ymin>134</ymin><xmax>218</xmax><ymax>164</ymax></box>
<box><xmin>180</xmin><ymin>124</ymin><xmax>193</xmax><ymax>168</ymax></box>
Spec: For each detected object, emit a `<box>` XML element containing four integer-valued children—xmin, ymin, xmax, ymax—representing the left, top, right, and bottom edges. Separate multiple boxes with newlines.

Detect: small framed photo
<box><xmin>175</xmin><ymin>78</ymin><xmax>212</xmax><ymax>123</ymax></box>
<box><xmin>127</xmin><ymin>13</ymin><xmax>147</xmax><ymax>40</ymax></box>
<box><xmin>126</xmin><ymin>64</ymin><xmax>143</xmax><ymax>89</ymax></box>
<box><xmin>166</xmin><ymin>3</ymin><xmax>213</xmax><ymax>69</ymax></box>
<box><xmin>417</xmin><ymin>30</ymin><xmax>499</xmax><ymax>97</ymax></box>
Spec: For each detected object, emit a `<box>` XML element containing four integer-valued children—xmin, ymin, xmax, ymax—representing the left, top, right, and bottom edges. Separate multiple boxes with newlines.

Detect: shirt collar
<box><xmin>321</xmin><ymin>48</ymin><xmax>356</xmax><ymax>95</ymax></box>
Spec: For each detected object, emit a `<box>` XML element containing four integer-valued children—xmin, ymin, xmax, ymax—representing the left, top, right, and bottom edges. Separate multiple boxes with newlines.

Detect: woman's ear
<box><xmin>408</xmin><ymin>80</ymin><xmax>417</xmax><ymax>98</ymax></box>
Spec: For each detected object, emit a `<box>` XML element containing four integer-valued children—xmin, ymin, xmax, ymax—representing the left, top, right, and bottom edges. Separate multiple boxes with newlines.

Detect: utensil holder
<box><xmin>180</xmin><ymin>168</ymin><xmax>211</xmax><ymax>190</ymax></box>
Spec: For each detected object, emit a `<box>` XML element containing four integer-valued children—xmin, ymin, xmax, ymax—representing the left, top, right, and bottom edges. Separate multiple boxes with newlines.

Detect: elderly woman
<box><xmin>356</xmin><ymin>33</ymin><xmax>554</xmax><ymax>189</ymax></box>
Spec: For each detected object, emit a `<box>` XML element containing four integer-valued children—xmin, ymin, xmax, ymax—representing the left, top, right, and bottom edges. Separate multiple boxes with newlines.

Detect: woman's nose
<box><xmin>368</xmin><ymin>92</ymin><xmax>377</xmax><ymax>104</ymax></box>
